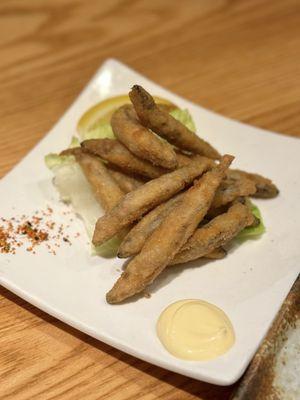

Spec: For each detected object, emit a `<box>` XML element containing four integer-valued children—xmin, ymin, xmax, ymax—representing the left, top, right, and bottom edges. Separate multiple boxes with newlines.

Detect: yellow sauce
<box><xmin>156</xmin><ymin>299</ymin><xmax>235</xmax><ymax>361</ymax></box>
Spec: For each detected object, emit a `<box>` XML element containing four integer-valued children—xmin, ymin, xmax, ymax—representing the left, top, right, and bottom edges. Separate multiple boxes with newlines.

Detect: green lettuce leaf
<box><xmin>83</xmin><ymin>122</ymin><xmax>115</xmax><ymax>140</ymax></box>
<box><xmin>93</xmin><ymin>236</ymin><xmax>122</xmax><ymax>258</ymax></box>
<box><xmin>45</xmin><ymin>136</ymin><xmax>80</xmax><ymax>170</ymax></box>
<box><xmin>169</xmin><ymin>108</ymin><xmax>196</xmax><ymax>132</ymax></box>
<box><xmin>44</xmin><ymin>153</ymin><xmax>75</xmax><ymax>170</ymax></box>
<box><xmin>69</xmin><ymin>136</ymin><xmax>80</xmax><ymax>148</ymax></box>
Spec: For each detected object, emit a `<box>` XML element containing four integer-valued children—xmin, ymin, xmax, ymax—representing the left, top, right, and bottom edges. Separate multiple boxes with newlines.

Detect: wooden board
<box><xmin>0</xmin><ymin>1</ymin><xmax>299</xmax><ymax>399</ymax></box>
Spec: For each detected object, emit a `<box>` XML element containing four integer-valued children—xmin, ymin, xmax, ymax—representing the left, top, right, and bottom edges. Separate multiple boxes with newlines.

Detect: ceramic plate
<box><xmin>1</xmin><ymin>59</ymin><xmax>299</xmax><ymax>385</ymax></box>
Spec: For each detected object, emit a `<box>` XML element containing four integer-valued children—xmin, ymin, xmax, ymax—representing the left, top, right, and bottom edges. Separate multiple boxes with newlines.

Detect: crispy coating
<box><xmin>158</xmin><ymin>103</ymin><xmax>177</xmax><ymax>113</ymax></box>
<box><xmin>106</xmin><ymin>155</ymin><xmax>233</xmax><ymax>303</ymax></box>
<box><xmin>175</xmin><ymin>151</ymin><xmax>193</xmax><ymax>167</ymax></box>
<box><xmin>111</xmin><ymin>104</ymin><xmax>177</xmax><ymax>169</ymax></box>
<box><xmin>60</xmin><ymin>147</ymin><xmax>82</xmax><ymax>157</ymax></box>
<box><xmin>206</xmin><ymin>203</ymin><xmax>230</xmax><ymax>219</ymax></box>
<box><xmin>108</xmin><ymin>168</ymin><xmax>145</xmax><ymax>193</ymax></box>
<box><xmin>129</xmin><ymin>85</ymin><xmax>221</xmax><ymax>159</ymax></box>
<box><xmin>211</xmin><ymin>172</ymin><xmax>257</xmax><ymax>208</ymax></box>
<box><xmin>204</xmin><ymin>247</ymin><xmax>227</xmax><ymax>259</ymax></box>
<box><xmin>229</xmin><ymin>169</ymin><xmax>279</xmax><ymax>198</ymax></box>
<box><xmin>118</xmin><ymin>192</ymin><xmax>185</xmax><ymax>258</ymax></box>
<box><xmin>170</xmin><ymin>202</ymin><xmax>254</xmax><ymax>265</ymax></box>
<box><xmin>93</xmin><ymin>157</ymin><xmax>215</xmax><ymax>247</ymax></box>
<box><xmin>75</xmin><ymin>151</ymin><xmax>124</xmax><ymax>212</ymax></box>
<box><xmin>170</xmin><ymin>247</ymin><xmax>226</xmax><ymax>264</ymax></box>
<box><xmin>81</xmin><ymin>139</ymin><xmax>166</xmax><ymax>179</ymax></box>
<box><xmin>174</xmin><ymin>152</ymin><xmax>220</xmax><ymax>174</ymax></box>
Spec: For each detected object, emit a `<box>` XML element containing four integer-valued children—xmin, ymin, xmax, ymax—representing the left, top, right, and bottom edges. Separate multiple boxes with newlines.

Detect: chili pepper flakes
<box><xmin>0</xmin><ymin>226</ymin><xmax>12</xmax><ymax>253</ymax></box>
<box><xmin>17</xmin><ymin>221</ymin><xmax>49</xmax><ymax>244</ymax></box>
<box><xmin>0</xmin><ymin>206</ymin><xmax>75</xmax><ymax>255</ymax></box>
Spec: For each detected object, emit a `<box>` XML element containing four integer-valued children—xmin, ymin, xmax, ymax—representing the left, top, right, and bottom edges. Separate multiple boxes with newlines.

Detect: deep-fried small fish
<box><xmin>111</xmin><ymin>104</ymin><xmax>177</xmax><ymax>169</ymax></box>
<box><xmin>170</xmin><ymin>202</ymin><xmax>254</xmax><ymax>265</ymax></box>
<box><xmin>229</xmin><ymin>169</ymin><xmax>279</xmax><ymax>198</ymax></box>
<box><xmin>211</xmin><ymin>173</ymin><xmax>257</xmax><ymax>208</ymax></box>
<box><xmin>81</xmin><ymin>138</ymin><xmax>166</xmax><ymax>179</ymax></box>
<box><xmin>93</xmin><ymin>157</ymin><xmax>215</xmax><ymax>246</ymax></box>
<box><xmin>173</xmin><ymin>151</ymin><xmax>275</xmax><ymax>203</ymax></box>
<box><xmin>129</xmin><ymin>85</ymin><xmax>221</xmax><ymax>159</ymax></box>
<box><xmin>108</xmin><ymin>168</ymin><xmax>145</xmax><ymax>193</ymax></box>
<box><xmin>75</xmin><ymin>151</ymin><xmax>124</xmax><ymax>212</ymax></box>
<box><xmin>118</xmin><ymin>190</ymin><xmax>231</xmax><ymax>259</ymax></box>
<box><xmin>106</xmin><ymin>155</ymin><xmax>233</xmax><ymax>303</ymax></box>
<box><xmin>118</xmin><ymin>192</ymin><xmax>185</xmax><ymax>258</ymax></box>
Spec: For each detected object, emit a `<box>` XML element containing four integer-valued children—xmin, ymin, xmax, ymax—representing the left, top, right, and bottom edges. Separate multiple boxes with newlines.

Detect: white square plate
<box><xmin>1</xmin><ymin>59</ymin><xmax>299</xmax><ymax>385</ymax></box>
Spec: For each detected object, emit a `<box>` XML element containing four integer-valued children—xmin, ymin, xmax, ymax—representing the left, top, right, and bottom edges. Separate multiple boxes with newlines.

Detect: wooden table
<box><xmin>0</xmin><ymin>1</ymin><xmax>299</xmax><ymax>399</ymax></box>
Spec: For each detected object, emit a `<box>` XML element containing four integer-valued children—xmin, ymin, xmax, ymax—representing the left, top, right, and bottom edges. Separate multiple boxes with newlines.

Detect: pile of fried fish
<box><xmin>62</xmin><ymin>85</ymin><xmax>279</xmax><ymax>304</ymax></box>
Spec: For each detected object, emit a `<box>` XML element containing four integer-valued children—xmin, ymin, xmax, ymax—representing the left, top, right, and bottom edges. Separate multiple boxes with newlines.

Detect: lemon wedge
<box><xmin>77</xmin><ymin>94</ymin><xmax>175</xmax><ymax>138</ymax></box>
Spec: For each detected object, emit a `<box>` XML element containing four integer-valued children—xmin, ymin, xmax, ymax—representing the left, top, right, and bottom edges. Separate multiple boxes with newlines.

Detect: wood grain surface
<box><xmin>0</xmin><ymin>1</ymin><xmax>299</xmax><ymax>399</ymax></box>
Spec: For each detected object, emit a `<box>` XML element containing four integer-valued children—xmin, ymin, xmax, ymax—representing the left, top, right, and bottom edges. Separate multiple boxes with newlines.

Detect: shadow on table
<box><xmin>0</xmin><ymin>286</ymin><xmax>237</xmax><ymax>400</ymax></box>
